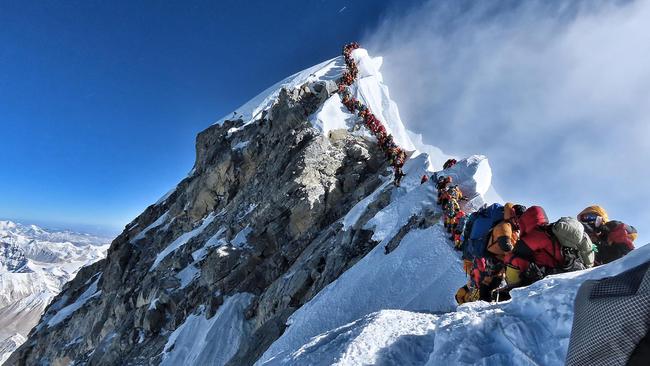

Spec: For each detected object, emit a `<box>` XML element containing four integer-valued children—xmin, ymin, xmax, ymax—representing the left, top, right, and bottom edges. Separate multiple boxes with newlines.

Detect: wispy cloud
<box><xmin>364</xmin><ymin>0</ymin><xmax>650</xmax><ymax>244</ymax></box>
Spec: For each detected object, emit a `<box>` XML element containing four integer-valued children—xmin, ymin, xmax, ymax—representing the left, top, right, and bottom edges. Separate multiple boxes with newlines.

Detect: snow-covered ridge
<box><xmin>212</xmin><ymin>57</ymin><xmax>344</xmax><ymax>128</ymax></box>
<box><xmin>252</xmin><ymin>128</ymin><xmax>644</xmax><ymax>365</ymax></box>
<box><xmin>213</xmin><ymin>48</ymin><xmax>416</xmax><ymax>153</ymax></box>
<box><xmin>0</xmin><ymin>220</ymin><xmax>110</xmax><ymax>364</ymax></box>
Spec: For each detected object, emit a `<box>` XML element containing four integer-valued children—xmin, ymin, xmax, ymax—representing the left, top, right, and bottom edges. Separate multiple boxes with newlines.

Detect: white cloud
<box><xmin>364</xmin><ymin>0</ymin><xmax>650</xmax><ymax>244</ymax></box>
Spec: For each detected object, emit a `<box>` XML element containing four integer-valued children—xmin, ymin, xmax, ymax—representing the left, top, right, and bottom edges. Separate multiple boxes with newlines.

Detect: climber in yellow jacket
<box><xmin>487</xmin><ymin>203</ymin><xmax>527</xmax><ymax>262</ymax></box>
<box><xmin>578</xmin><ymin>205</ymin><xmax>637</xmax><ymax>265</ymax></box>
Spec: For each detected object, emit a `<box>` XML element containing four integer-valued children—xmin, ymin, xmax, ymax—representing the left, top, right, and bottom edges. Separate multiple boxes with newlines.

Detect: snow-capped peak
<box><xmin>212</xmin><ymin>57</ymin><xmax>344</xmax><ymax>128</ymax></box>
<box><xmin>212</xmin><ymin>48</ymin><xmax>417</xmax><ymax>154</ymax></box>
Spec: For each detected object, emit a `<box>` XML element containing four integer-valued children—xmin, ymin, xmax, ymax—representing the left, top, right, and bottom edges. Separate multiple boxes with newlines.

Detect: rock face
<box><xmin>7</xmin><ymin>79</ymin><xmax>399</xmax><ymax>365</ymax></box>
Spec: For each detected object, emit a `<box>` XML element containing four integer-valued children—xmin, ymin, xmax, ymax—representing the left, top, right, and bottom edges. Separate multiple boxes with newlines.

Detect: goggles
<box><xmin>579</xmin><ymin>213</ymin><xmax>603</xmax><ymax>227</ymax></box>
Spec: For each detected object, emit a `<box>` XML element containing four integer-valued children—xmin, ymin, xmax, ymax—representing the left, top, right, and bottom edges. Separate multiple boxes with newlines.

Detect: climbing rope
<box><xmin>337</xmin><ymin>43</ymin><xmax>408</xmax><ymax>186</ymax></box>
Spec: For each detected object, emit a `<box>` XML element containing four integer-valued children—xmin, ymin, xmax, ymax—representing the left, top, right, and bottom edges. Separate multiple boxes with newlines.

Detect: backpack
<box><xmin>456</xmin><ymin>214</ymin><xmax>470</xmax><ymax>235</ymax></box>
<box><xmin>604</xmin><ymin>220</ymin><xmax>637</xmax><ymax>248</ymax></box>
<box><xmin>552</xmin><ymin>217</ymin><xmax>595</xmax><ymax>268</ymax></box>
<box><xmin>462</xmin><ymin>203</ymin><xmax>504</xmax><ymax>260</ymax></box>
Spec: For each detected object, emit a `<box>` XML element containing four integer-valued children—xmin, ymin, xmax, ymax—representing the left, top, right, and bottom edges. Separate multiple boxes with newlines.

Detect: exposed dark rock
<box><xmin>0</xmin><ymin>242</ymin><xmax>29</xmax><ymax>273</ymax></box>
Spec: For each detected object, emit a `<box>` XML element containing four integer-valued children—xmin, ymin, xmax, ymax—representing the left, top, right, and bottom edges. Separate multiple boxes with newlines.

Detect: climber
<box><xmin>438</xmin><ymin>185</ymin><xmax>451</xmax><ymax>210</ymax></box>
<box><xmin>435</xmin><ymin>176</ymin><xmax>445</xmax><ymax>203</ymax></box>
<box><xmin>392</xmin><ymin>151</ymin><xmax>406</xmax><ymax>175</ymax></box>
<box><xmin>444</xmin><ymin>196</ymin><xmax>461</xmax><ymax>233</ymax></box>
<box><xmin>455</xmin><ymin>284</ymin><xmax>479</xmax><ymax>305</ymax></box>
<box><xmin>421</xmin><ymin>175</ymin><xmax>429</xmax><ymax>184</ymax></box>
<box><xmin>486</xmin><ymin>203</ymin><xmax>527</xmax><ymax>262</ymax></box>
<box><xmin>443</xmin><ymin>159</ymin><xmax>457</xmax><ymax>170</ymax></box>
<box><xmin>492</xmin><ymin>209</ymin><xmax>599</xmax><ymax>302</ymax></box>
<box><xmin>452</xmin><ymin>210</ymin><xmax>466</xmax><ymax>246</ymax></box>
<box><xmin>578</xmin><ymin>206</ymin><xmax>636</xmax><ymax>265</ymax></box>
<box><xmin>459</xmin><ymin>203</ymin><xmax>526</xmax><ymax>303</ymax></box>
<box><xmin>436</xmin><ymin>176</ymin><xmax>452</xmax><ymax>205</ymax></box>
<box><xmin>394</xmin><ymin>166</ymin><xmax>406</xmax><ymax>187</ymax></box>
<box><xmin>443</xmin><ymin>185</ymin><xmax>463</xmax><ymax>232</ymax></box>
<box><xmin>469</xmin><ymin>255</ymin><xmax>507</xmax><ymax>302</ymax></box>
<box><xmin>443</xmin><ymin>183</ymin><xmax>462</xmax><ymax>204</ymax></box>
<box><xmin>504</xmin><ymin>206</ymin><xmax>564</xmax><ymax>288</ymax></box>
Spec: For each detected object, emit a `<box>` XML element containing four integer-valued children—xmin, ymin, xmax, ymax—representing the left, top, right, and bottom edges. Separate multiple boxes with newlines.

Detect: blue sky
<box><xmin>0</xmin><ymin>0</ymin><xmax>413</xmax><ymax>235</ymax></box>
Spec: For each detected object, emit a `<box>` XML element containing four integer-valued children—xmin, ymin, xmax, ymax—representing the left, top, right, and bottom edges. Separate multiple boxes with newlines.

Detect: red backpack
<box><xmin>508</xmin><ymin>206</ymin><xmax>564</xmax><ymax>271</ymax></box>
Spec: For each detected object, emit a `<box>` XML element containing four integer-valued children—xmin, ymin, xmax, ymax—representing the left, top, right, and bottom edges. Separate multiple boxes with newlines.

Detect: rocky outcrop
<box><xmin>0</xmin><ymin>243</ymin><xmax>28</xmax><ymax>273</ymax></box>
<box><xmin>7</xmin><ymin>81</ymin><xmax>398</xmax><ymax>365</ymax></box>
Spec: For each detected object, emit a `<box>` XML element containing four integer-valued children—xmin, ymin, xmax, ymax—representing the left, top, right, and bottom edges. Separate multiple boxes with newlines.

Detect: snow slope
<box><xmin>161</xmin><ymin>293</ymin><xmax>254</xmax><ymax>366</ymax></box>
<box><xmin>213</xmin><ymin>57</ymin><xmax>345</xmax><ymax>128</ymax></box>
<box><xmin>259</xmin><ymin>244</ymin><xmax>650</xmax><ymax>366</ymax></box>
<box><xmin>257</xmin><ymin>155</ymin><xmax>484</xmax><ymax>365</ymax></box>
<box><xmin>0</xmin><ymin>221</ymin><xmax>109</xmax><ymax>364</ymax></box>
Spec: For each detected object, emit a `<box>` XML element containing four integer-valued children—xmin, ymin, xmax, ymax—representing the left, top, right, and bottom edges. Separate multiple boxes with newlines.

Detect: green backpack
<box><xmin>552</xmin><ymin>217</ymin><xmax>595</xmax><ymax>268</ymax></box>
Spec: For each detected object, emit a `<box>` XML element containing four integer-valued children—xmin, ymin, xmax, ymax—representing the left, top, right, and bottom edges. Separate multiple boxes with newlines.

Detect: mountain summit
<box><xmin>7</xmin><ymin>47</ymin><xmax>644</xmax><ymax>366</ymax></box>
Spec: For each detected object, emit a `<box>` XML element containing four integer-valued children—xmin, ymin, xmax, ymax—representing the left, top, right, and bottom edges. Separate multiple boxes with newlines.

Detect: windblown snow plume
<box><xmin>364</xmin><ymin>0</ymin><xmax>650</xmax><ymax>243</ymax></box>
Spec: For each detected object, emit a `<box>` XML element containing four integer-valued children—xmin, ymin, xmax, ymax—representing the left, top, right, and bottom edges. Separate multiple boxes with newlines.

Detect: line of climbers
<box><xmin>337</xmin><ymin>43</ymin><xmax>408</xmax><ymax>186</ymax></box>
<box><xmin>421</xmin><ymin>159</ymin><xmax>638</xmax><ymax>305</ymax></box>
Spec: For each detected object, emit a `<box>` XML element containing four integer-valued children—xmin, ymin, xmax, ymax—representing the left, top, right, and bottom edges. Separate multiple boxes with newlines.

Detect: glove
<box><xmin>523</xmin><ymin>263</ymin><xmax>545</xmax><ymax>283</ymax></box>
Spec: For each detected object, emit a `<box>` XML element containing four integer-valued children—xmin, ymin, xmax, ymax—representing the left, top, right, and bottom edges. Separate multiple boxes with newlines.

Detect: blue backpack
<box><xmin>461</xmin><ymin>203</ymin><xmax>504</xmax><ymax>260</ymax></box>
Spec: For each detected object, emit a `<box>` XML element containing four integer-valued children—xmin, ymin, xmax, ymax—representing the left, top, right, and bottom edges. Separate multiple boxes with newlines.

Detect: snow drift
<box><xmin>259</xmin><ymin>245</ymin><xmax>650</xmax><ymax>365</ymax></box>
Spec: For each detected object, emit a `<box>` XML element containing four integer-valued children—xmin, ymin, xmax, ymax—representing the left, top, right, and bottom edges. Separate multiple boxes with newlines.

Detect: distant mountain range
<box><xmin>0</xmin><ymin>220</ymin><xmax>110</xmax><ymax>364</ymax></box>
